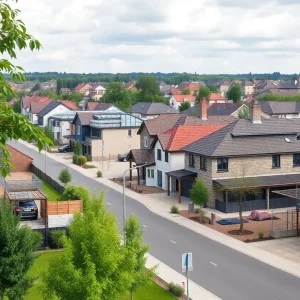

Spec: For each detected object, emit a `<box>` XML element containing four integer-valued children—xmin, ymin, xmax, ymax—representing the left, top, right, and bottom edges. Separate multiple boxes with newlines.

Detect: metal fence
<box><xmin>215</xmin><ymin>199</ymin><xmax>266</xmax><ymax>213</ymax></box>
<box><xmin>269</xmin><ymin>197</ymin><xmax>298</xmax><ymax>209</ymax></box>
<box><xmin>31</xmin><ymin>165</ymin><xmax>65</xmax><ymax>194</ymax></box>
<box><xmin>0</xmin><ymin>173</ymin><xmax>43</xmax><ymax>192</ymax></box>
<box><xmin>271</xmin><ymin>209</ymin><xmax>299</xmax><ymax>232</ymax></box>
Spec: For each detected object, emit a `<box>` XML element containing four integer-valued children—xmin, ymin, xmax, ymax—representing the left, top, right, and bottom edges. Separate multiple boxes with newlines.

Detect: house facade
<box><xmin>169</xmin><ymin>95</ymin><xmax>196</xmax><ymax>110</ymax></box>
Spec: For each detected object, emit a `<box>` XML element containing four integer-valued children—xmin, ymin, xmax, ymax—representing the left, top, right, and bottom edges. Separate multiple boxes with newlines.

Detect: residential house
<box><xmin>177</xmin><ymin>81</ymin><xmax>201</xmax><ymax>95</ymax></box>
<box><xmin>68</xmin><ymin>112</ymin><xmax>143</xmax><ymax>160</ymax></box>
<box><xmin>74</xmin><ymin>83</ymin><xmax>93</xmax><ymax>94</ymax></box>
<box><xmin>215</xmin><ymin>80</ymin><xmax>231</xmax><ymax>97</ymax></box>
<box><xmin>124</xmin><ymin>81</ymin><xmax>137</xmax><ymax>91</ymax></box>
<box><xmin>40</xmin><ymin>81</ymin><xmax>56</xmax><ymax>91</ymax></box>
<box><xmin>21</xmin><ymin>96</ymin><xmax>51</xmax><ymax>116</ymax></box>
<box><xmin>208</xmin><ymin>93</ymin><xmax>228</xmax><ymax>104</ymax></box>
<box><xmin>60</xmin><ymin>88</ymin><xmax>71</xmax><ymax>94</ymax></box>
<box><xmin>86</xmin><ymin>102</ymin><xmax>121</xmax><ymax>112</ymax></box>
<box><xmin>258</xmin><ymin>101</ymin><xmax>300</xmax><ymax>119</ymax></box>
<box><xmin>170</xmin><ymin>87</ymin><xmax>181</xmax><ymax>96</ymax></box>
<box><xmin>169</xmin><ymin>95</ymin><xmax>196</xmax><ymax>110</ymax></box>
<box><xmin>181</xmin><ymin>103</ymin><xmax>300</xmax><ymax>212</ymax></box>
<box><xmin>241</xmin><ymin>80</ymin><xmax>254</xmax><ymax>96</ymax></box>
<box><xmin>89</xmin><ymin>83</ymin><xmax>106</xmax><ymax>100</ymax></box>
<box><xmin>145</xmin><ymin>125</ymin><xmax>225</xmax><ymax>194</ymax></box>
<box><xmin>256</xmin><ymin>88</ymin><xmax>300</xmax><ymax>98</ymax></box>
<box><xmin>130</xmin><ymin>102</ymin><xmax>178</xmax><ymax>119</ymax></box>
<box><xmin>14</xmin><ymin>81</ymin><xmax>35</xmax><ymax>92</ymax></box>
<box><xmin>60</xmin><ymin>100</ymin><xmax>79</xmax><ymax>111</ymax></box>
<box><xmin>28</xmin><ymin>99</ymin><xmax>52</xmax><ymax>124</ymax></box>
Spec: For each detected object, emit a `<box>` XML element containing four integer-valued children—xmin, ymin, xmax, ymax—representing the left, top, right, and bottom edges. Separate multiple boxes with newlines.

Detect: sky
<box><xmin>12</xmin><ymin>0</ymin><xmax>300</xmax><ymax>74</ymax></box>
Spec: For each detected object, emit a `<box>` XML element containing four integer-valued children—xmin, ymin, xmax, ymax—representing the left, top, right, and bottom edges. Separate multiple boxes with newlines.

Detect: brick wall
<box><xmin>7</xmin><ymin>145</ymin><xmax>32</xmax><ymax>172</ymax></box>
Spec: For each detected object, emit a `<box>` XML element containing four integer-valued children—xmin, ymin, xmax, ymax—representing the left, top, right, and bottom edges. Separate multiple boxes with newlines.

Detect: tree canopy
<box><xmin>189</xmin><ymin>178</ymin><xmax>209</xmax><ymax>207</ymax></box>
<box><xmin>178</xmin><ymin>101</ymin><xmax>191</xmax><ymax>112</ymax></box>
<box><xmin>136</xmin><ymin>75</ymin><xmax>159</xmax><ymax>96</ymax></box>
<box><xmin>196</xmin><ymin>86</ymin><xmax>211</xmax><ymax>103</ymax></box>
<box><xmin>226</xmin><ymin>84</ymin><xmax>242</xmax><ymax>103</ymax></box>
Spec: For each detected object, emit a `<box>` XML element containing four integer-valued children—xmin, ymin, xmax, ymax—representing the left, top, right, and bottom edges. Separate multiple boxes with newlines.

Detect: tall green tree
<box><xmin>196</xmin><ymin>86</ymin><xmax>211</xmax><ymax>103</ymax></box>
<box><xmin>42</xmin><ymin>192</ymin><xmax>152</xmax><ymax>300</ymax></box>
<box><xmin>136</xmin><ymin>76</ymin><xmax>159</xmax><ymax>96</ymax></box>
<box><xmin>189</xmin><ymin>178</ymin><xmax>209</xmax><ymax>207</ymax></box>
<box><xmin>12</xmin><ymin>100</ymin><xmax>21</xmax><ymax>113</ymax></box>
<box><xmin>206</xmin><ymin>85</ymin><xmax>218</xmax><ymax>93</ymax></box>
<box><xmin>226</xmin><ymin>84</ymin><xmax>242</xmax><ymax>103</ymax></box>
<box><xmin>56</xmin><ymin>78</ymin><xmax>62</xmax><ymax>94</ymax></box>
<box><xmin>31</xmin><ymin>82</ymin><xmax>40</xmax><ymax>92</ymax></box>
<box><xmin>178</xmin><ymin>101</ymin><xmax>191</xmax><ymax>112</ymax></box>
<box><xmin>0</xmin><ymin>201</ymin><xmax>40</xmax><ymax>300</ymax></box>
<box><xmin>74</xmin><ymin>140</ymin><xmax>82</xmax><ymax>156</ymax></box>
<box><xmin>102</xmin><ymin>82</ymin><xmax>130</xmax><ymax>104</ymax></box>
<box><xmin>0</xmin><ymin>0</ymin><xmax>52</xmax><ymax>177</ymax></box>
<box><xmin>181</xmin><ymin>88</ymin><xmax>191</xmax><ymax>95</ymax></box>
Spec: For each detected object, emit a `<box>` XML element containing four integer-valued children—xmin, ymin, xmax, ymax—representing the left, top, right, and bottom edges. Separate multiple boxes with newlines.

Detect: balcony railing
<box><xmin>0</xmin><ymin>174</ymin><xmax>43</xmax><ymax>192</ymax></box>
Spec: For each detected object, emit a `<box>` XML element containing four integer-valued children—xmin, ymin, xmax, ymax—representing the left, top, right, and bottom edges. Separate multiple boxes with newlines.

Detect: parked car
<box><xmin>118</xmin><ymin>152</ymin><xmax>129</xmax><ymax>162</ymax></box>
<box><xmin>14</xmin><ymin>200</ymin><xmax>38</xmax><ymax>220</ymax></box>
<box><xmin>58</xmin><ymin>145</ymin><xmax>71</xmax><ymax>153</ymax></box>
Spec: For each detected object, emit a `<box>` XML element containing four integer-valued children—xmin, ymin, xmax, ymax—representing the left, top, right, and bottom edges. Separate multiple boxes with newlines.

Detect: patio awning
<box><xmin>272</xmin><ymin>188</ymin><xmax>300</xmax><ymax>200</ymax></box>
<box><xmin>166</xmin><ymin>169</ymin><xmax>197</xmax><ymax>179</ymax></box>
<box><xmin>214</xmin><ymin>173</ymin><xmax>300</xmax><ymax>189</ymax></box>
<box><xmin>63</xmin><ymin>135</ymin><xmax>76</xmax><ymax>140</ymax></box>
<box><xmin>5</xmin><ymin>189</ymin><xmax>47</xmax><ymax>201</ymax></box>
<box><xmin>82</xmin><ymin>141</ymin><xmax>91</xmax><ymax>146</ymax></box>
<box><xmin>127</xmin><ymin>149</ymin><xmax>154</xmax><ymax>166</ymax></box>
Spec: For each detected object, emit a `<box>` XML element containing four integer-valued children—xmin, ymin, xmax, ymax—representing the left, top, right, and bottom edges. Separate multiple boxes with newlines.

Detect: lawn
<box><xmin>41</xmin><ymin>180</ymin><xmax>61</xmax><ymax>202</ymax></box>
<box><xmin>25</xmin><ymin>251</ymin><xmax>176</xmax><ymax>300</ymax></box>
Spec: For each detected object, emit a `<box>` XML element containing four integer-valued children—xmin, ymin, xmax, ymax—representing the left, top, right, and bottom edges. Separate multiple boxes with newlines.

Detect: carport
<box><xmin>166</xmin><ymin>169</ymin><xmax>197</xmax><ymax>203</ymax></box>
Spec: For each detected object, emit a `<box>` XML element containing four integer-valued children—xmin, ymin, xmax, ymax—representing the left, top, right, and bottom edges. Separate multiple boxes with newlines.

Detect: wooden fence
<box><xmin>41</xmin><ymin>200</ymin><xmax>83</xmax><ymax>218</ymax></box>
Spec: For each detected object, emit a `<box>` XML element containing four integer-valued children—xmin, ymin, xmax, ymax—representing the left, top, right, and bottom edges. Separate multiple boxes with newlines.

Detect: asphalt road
<box><xmin>11</xmin><ymin>141</ymin><xmax>300</xmax><ymax>300</ymax></box>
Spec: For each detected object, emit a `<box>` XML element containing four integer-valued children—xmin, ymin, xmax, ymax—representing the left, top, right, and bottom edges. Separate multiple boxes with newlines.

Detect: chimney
<box><xmin>252</xmin><ymin>100</ymin><xmax>262</xmax><ymax>124</ymax></box>
<box><xmin>199</xmin><ymin>97</ymin><xmax>207</xmax><ymax>120</ymax></box>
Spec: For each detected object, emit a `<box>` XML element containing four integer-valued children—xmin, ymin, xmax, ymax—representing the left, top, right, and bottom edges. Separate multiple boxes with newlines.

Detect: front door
<box><xmin>157</xmin><ymin>170</ymin><xmax>162</xmax><ymax>188</ymax></box>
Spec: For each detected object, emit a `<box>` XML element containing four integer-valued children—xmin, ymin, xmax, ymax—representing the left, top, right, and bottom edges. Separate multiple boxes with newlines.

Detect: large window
<box><xmin>157</xmin><ymin>170</ymin><xmax>162</xmax><ymax>188</ymax></box>
<box><xmin>91</xmin><ymin>127</ymin><xmax>101</xmax><ymax>138</ymax></box>
<box><xmin>189</xmin><ymin>154</ymin><xmax>195</xmax><ymax>167</ymax></box>
<box><xmin>157</xmin><ymin>149</ymin><xmax>162</xmax><ymax>161</ymax></box>
<box><xmin>151</xmin><ymin>169</ymin><xmax>154</xmax><ymax>178</ymax></box>
<box><xmin>77</xmin><ymin>125</ymin><xmax>81</xmax><ymax>135</ymax></box>
<box><xmin>200</xmin><ymin>156</ymin><xmax>207</xmax><ymax>171</ymax></box>
<box><xmin>272</xmin><ymin>155</ymin><xmax>280</xmax><ymax>168</ymax></box>
<box><xmin>144</xmin><ymin>136</ymin><xmax>149</xmax><ymax>147</ymax></box>
<box><xmin>217</xmin><ymin>158</ymin><xmax>228</xmax><ymax>172</ymax></box>
<box><xmin>165</xmin><ymin>152</ymin><xmax>169</xmax><ymax>163</ymax></box>
<box><xmin>293</xmin><ymin>154</ymin><xmax>300</xmax><ymax>166</ymax></box>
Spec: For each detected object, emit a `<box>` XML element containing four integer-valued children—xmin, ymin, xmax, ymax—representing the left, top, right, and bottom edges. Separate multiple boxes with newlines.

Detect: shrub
<box><xmin>72</xmin><ymin>155</ymin><xmax>78</xmax><ymax>164</ymax></box>
<box><xmin>194</xmin><ymin>208</ymin><xmax>200</xmax><ymax>214</ymax></box>
<box><xmin>30</xmin><ymin>230</ymin><xmax>43</xmax><ymax>251</ymax></box>
<box><xmin>83</xmin><ymin>164</ymin><xmax>97</xmax><ymax>169</ymax></box>
<box><xmin>84</xmin><ymin>154</ymin><xmax>92</xmax><ymax>161</ymax></box>
<box><xmin>170</xmin><ymin>205</ymin><xmax>179</xmax><ymax>214</ymax></box>
<box><xmin>74</xmin><ymin>140</ymin><xmax>82</xmax><ymax>156</ymax></box>
<box><xmin>58</xmin><ymin>168</ymin><xmax>72</xmax><ymax>186</ymax></box>
<box><xmin>77</xmin><ymin>155</ymin><xmax>87</xmax><ymax>166</ymax></box>
<box><xmin>58</xmin><ymin>184</ymin><xmax>90</xmax><ymax>207</ymax></box>
<box><xmin>51</xmin><ymin>230</ymin><xmax>66</xmax><ymax>249</ymax></box>
<box><xmin>168</xmin><ymin>282</ymin><xmax>184</xmax><ymax>297</ymax></box>
<box><xmin>199</xmin><ymin>209</ymin><xmax>207</xmax><ymax>223</ymax></box>
<box><xmin>97</xmin><ymin>170</ymin><xmax>102</xmax><ymax>178</ymax></box>
<box><xmin>258</xmin><ymin>232</ymin><xmax>264</xmax><ymax>239</ymax></box>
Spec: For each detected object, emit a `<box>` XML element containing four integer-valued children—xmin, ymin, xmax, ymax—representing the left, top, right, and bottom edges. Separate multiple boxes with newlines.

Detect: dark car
<box><xmin>58</xmin><ymin>145</ymin><xmax>71</xmax><ymax>153</ymax></box>
<box><xmin>14</xmin><ymin>201</ymin><xmax>38</xmax><ymax>220</ymax></box>
<box><xmin>118</xmin><ymin>152</ymin><xmax>129</xmax><ymax>162</ymax></box>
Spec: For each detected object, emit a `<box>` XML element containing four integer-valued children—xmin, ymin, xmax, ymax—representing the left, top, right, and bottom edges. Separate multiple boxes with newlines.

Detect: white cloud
<box><xmin>10</xmin><ymin>0</ymin><xmax>300</xmax><ymax>73</ymax></box>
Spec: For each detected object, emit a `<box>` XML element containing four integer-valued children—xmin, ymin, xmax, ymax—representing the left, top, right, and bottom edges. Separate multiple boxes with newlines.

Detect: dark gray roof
<box><xmin>258</xmin><ymin>101</ymin><xmax>300</xmax><ymax>115</ymax></box>
<box><xmin>38</xmin><ymin>101</ymin><xmax>64</xmax><ymax>117</ymax></box>
<box><xmin>166</xmin><ymin>169</ymin><xmax>197</xmax><ymax>179</ymax></box>
<box><xmin>130</xmin><ymin>102</ymin><xmax>178</xmax><ymax>115</ymax></box>
<box><xmin>127</xmin><ymin>149</ymin><xmax>153</xmax><ymax>165</ymax></box>
<box><xmin>184</xmin><ymin>118</ymin><xmax>300</xmax><ymax>157</ymax></box>
<box><xmin>214</xmin><ymin>173</ymin><xmax>300</xmax><ymax>189</ymax></box>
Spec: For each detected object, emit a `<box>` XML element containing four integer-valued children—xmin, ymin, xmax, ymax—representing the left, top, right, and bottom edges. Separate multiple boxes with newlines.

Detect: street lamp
<box><xmin>123</xmin><ymin>163</ymin><xmax>147</xmax><ymax>242</ymax></box>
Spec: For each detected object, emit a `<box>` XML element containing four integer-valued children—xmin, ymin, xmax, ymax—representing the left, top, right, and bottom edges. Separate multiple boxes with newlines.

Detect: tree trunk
<box><xmin>239</xmin><ymin>196</ymin><xmax>244</xmax><ymax>232</ymax></box>
<box><xmin>130</xmin><ymin>290</ymin><xmax>133</xmax><ymax>300</ymax></box>
<box><xmin>0</xmin><ymin>290</ymin><xmax>4</xmax><ymax>300</ymax></box>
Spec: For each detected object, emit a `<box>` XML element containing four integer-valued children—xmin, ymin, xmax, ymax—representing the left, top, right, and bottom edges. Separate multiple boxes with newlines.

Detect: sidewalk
<box><xmin>19</xmin><ymin>141</ymin><xmax>300</xmax><ymax>281</ymax></box>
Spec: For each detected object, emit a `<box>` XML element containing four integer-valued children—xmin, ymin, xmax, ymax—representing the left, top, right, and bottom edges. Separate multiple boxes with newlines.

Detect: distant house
<box><xmin>169</xmin><ymin>95</ymin><xmax>196</xmax><ymax>110</ymax></box>
<box><xmin>60</xmin><ymin>88</ymin><xmax>71</xmax><ymax>94</ymax></box>
<box><xmin>21</xmin><ymin>96</ymin><xmax>51</xmax><ymax>116</ymax></box>
<box><xmin>40</xmin><ymin>81</ymin><xmax>56</xmax><ymax>91</ymax></box>
<box><xmin>170</xmin><ymin>87</ymin><xmax>182</xmax><ymax>96</ymax></box>
<box><xmin>258</xmin><ymin>100</ymin><xmax>300</xmax><ymax>119</ymax></box>
<box><xmin>67</xmin><ymin>112</ymin><xmax>143</xmax><ymax>160</ymax></box>
<box><xmin>74</xmin><ymin>83</ymin><xmax>93</xmax><ymax>94</ymax></box>
<box><xmin>129</xmin><ymin>102</ymin><xmax>178</xmax><ymax>119</ymax></box>
<box><xmin>124</xmin><ymin>81</ymin><xmax>137</xmax><ymax>91</ymax></box>
<box><xmin>86</xmin><ymin>102</ymin><xmax>121</xmax><ymax>112</ymax></box>
<box><xmin>28</xmin><ymin>99</ymin><xmax>52</xmax><ymax>124</ymax></box>
<box><xmin>89</xmin><ymin>83</ymin><xmax>106</xmax><ymax>100</ymax></box>
<box><xmin>209</xmin><ymin>93</ymin><xmax>227</xmax><ymax>103</ymax></box>
<box><xmin>177</xmin><ymin>81</ymin><xmax>201</xmax><ymax>95</ymax></box>
<box><xmin>256</xmin><ymin>88</ymin><xmax>300</xmax><ymax>98</ymax></box>
<box><xmin>241</xmin><ymin>80</ymin><xmax>254</xmax><ymax>96</ymax></box>
<box><xmin>215</xmin><ymin>80</ymin><xmax>231</xmax><ymax>97</ymax></box>
<box><xmin>60</xmin><ymin>100</ymin><xmax>79</xmax><ymax>110</ymax></box>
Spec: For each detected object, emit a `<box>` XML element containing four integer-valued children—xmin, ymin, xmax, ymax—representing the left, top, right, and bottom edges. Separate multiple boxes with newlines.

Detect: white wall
<box><xmin>48</xmin><ymin>214</ymin><xmax>74</xmax><ymax>228</ymax></box>
<box><xmin>42</xmin><ymin>104</ymin><xmax>71</xmax><ymax>127</ymax></box>
<box><xmin>169</xmin><ymin>96</ymin><xmax>195</xmax><ymax>110</ymax></box>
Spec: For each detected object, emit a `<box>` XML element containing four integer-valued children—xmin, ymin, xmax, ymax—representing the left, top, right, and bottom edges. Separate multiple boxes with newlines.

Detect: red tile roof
<box><xmin>60</xmin><ymin>100</ymin><xmax>78</xmax><ymax>110</ymax></box>
<box><xmin>172</xmin><ymin>95</ymin><xmax>196</xmax><ymax>103</ymax></box>
<box><xmin>75</xmin><ymin>83</ymin><xmax>86</xmax><ymax>91</ymax></box>
<box><xmin>170</xmin><ymin>87</ymin><xmax>182</xmax><ymax>95</ymax></box>
<box><xmin>209</xmin><ymin>93</ymin><xmax>226</xmax><ymax>101</ymax></box>
<box><xmin>158</xmin><ymin>124</ymin><xmax>226</xmax><ymax>152</ymax></box>
<box><xmin>22</xmin><ymin>96</ymin><xmax>51</xmax><ymax>109</ymax></box>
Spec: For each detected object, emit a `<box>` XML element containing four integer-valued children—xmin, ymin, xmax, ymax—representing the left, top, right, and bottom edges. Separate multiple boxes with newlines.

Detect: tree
<box><xmin>0</xmin><ymin>201</ymin><xmax>38</xmax><ymax>300</ymax></box>
<box><xmin>31</xmin><ymin>82</ymin><xmax>40</xmax><ymax>92</ymax></box>
<box><xmin>58</xmin><ymin>184</ymin><xmax>90</xmax><ymax>207</ymax></box>
<box><xmin>43</xmin><ymin>126</ymin><xmax>54</xmax><ymax>143</ymax></box>
<box><xmin>189</xmin><ymin>178</ymin><xmax>209</xmax><ymax>208</ymax></box>
<box><xmin>0</xmin><ymin>1</ymin><xmax>52</xmax><ymax>178</ymax></box>
<box><xmin>12</xmin><ymin>100</ymin><xmax>21</xmax><ymax>113</ymax></box>
<box><xmin>124</xmin><ymin>215</ymin><xmax>155</xmax><ymax>300</ymax></box>
<box><xmin>178</xmin><ymin>101</ymin><xmax>191</xmax><ymax>112</ymax></box>
<box><xmin>238</xmin><ymin>107</ymin><xmax>249</xmax><ymax>119</ymax></box>
<box><xmin>181</xmin><ymin>88</ymin><xmax>190</xmax><ymax>95</ymax></box>
<box><xmin>206</xmin><ymin>85</ymin><xmax>218</xmax><ymax>93</ymax></box>
<box><xmin>56</xmin><ymin>78</ymin><xmax>62</xmax><ymax>94</ymax></box>
<box><xmin>102</xmin><ymin>82</ymin><xmax>132</xmax><ymax>108</ymax></box>
<box><xmin>74</xmin><ymin>140</ymin><xmax>82</xmax><ymax>156</ymax></box>
<box><xmin>58</xmin><ymin>168</ymin><xmax>72</xmax><ymax>186</ymax></box>
<box><xmin>42</xmin><ymin>192</ymin><xmax>151</xmax><ymax>300</ymax></box>
<box><xmin>196</xmin><ymin>86</ymin><xmax>211</xmax><ymax>103</ymax></box>
<box><xmin>226</xmin><ymin>84</ymin><xmax>242</xmax><ymax>103</ymax></box>
<box><xmin>136</xmin><ymin>76</ymin><xmax>159</xmax><ymax>96</ymax></box>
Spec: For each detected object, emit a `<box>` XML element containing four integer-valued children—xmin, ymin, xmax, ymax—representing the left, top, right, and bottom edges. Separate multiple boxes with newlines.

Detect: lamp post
<box><xmin>123</xmin><ymin>163</ymin><xmax>147</xmax><ymax>242</ymax></box>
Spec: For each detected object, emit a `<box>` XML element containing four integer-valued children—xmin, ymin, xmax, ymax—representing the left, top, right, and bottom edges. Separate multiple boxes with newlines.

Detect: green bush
<box><xmin>258</xmin><ymin>232</ymin><xmax>264</xmax><ymax>239</ymax></box>
<box><xmin>168</xmin><ymin>282</ymin><xmax>184</xmax><ymax>297</ymax></box>
<box><xmin>72</xmin><ymin>155</ymin><xmax>78</xmax><ymax>164</ymax></box>
<box><xmin>30</xmin><ymin>230</ymin><xmax>43</xmax><ymax>251</ymax></box>
<box><xmin>74</xmin><ymin>140</ymin><xmax>82</xmax><ymax>156</ymax></box>
<box><xmin>194</xmin><ymin>208</ymin><xmax>200</xmax><ymax>214</ymax></box>
<box><xmin>58</xmin><ymin>184</ymin><xmax>90</xmax><ymax>207</ymax></box>
<box><xmin>58</xmin><ymin>168</ymin><xmax>72</xmax><ymax>185</ymax></box>
<box><xmin>97</xmin><ymin>170</ymin><xmax>102</xmax><ymax>178</ymax></box>
<box><xmin>83</xmin><ymin>164</ymin><xmax>97</xmax><ymax>169</ymax></box>
<box><xmin>170</xmin><ymin>205</ymin><xmax>179</xmax><ymax>214</ymax></box>
<box><xmin>51</xmin><ymin>230</ymin><xmax>66</xmax><ymax>249</ymax></box>
<box><xmin>77</xmin><ymin>155</ymin><xmax>87</xmax><ymax>166</ymax></box>
<box><xmin>84</xmin><ymin>154</ymin><xmax>92</xmax><ymax>161</ymax></box>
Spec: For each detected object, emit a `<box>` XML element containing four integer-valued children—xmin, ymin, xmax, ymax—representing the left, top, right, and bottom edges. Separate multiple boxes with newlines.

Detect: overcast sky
<box><xmin>13</xmin><ymin>0</ymin><xmax>300</xmax><ymax>74</ymax></box>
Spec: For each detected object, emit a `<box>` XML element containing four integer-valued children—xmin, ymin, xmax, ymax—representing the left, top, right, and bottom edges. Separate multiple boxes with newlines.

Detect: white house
<box><xmin>28</xmin><ymin>100</ymin><xmax>52</xmax><ymax>125</ymax></box>
<box><xmin>169</xmin><ymin>95</ymin><xmax>196</xmax><ymax>110</ymax></box>
<box><xmin>90</xmin><ymin>84</ymin><xmax>106</xmax><ymax>101</ymax></box>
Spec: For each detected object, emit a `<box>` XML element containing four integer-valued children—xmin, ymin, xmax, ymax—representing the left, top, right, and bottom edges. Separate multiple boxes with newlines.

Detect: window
<box><xmin>165</xmin><ymin>152</ymin><xmax>169</xmax><ymax>162</ymax></box>
<box><xmin>151</xmin><ymin>169</ymin><xmax>154</xmax><ymax>178</ymax></box>
<box><xmin>189</xmin><ymin>154</ymin><xmax>195</xmax><ymax>167</ymax></box>
<box><xmin>91</xmin><ymin>128</ymin><xmax>101</xmax><ymax>138</ymax></box>
<box><xmin>272</xmin><ymin>155</ymin><xmax>280</xmax><ymax>168</ymax></box>
<box><xmin>297</xmin><ymin>135</ymin><xmax>300</xmax><ymax>141</ymax></box>
<box><xmin>157</xmin><ymin>149</ymin><xmax>162</xmax><ymax>161</ymax></box>
<box><xmin>128</xmin><ymin>129</ymin><xmax>132</xmax><ymax>137</ymax></box>
<box><xmin>217</xmin><ymin>158</ymin><xmax>228</xmax><ymax>172</ymax></box>
<box><xmin>144</xmin><ymin>136</ymin><xmax>149</xmax><ymax>147</ymax></box>
<box><xmin>200</xmin><ymin>156</ymin><xmax>207</xmax><ymax>171</ymax></box>
<box><xmin>293</xmin><ymin>154</ymin><xmax>300</xmax><ymax>166</ymax></box>
<box><xmin>77</xmin><ymin>125</ymin><xmax>81</xmax><ymax>135</ymax></box>
<box><xmin>147</xmin><ymin>169</ymin><xmax>150</xmax><ymax>178</ymax></box>
<box><xmin>157</xmin><ymin>170</ymin><xmax>162</xmax><ymax>188</ymax></box>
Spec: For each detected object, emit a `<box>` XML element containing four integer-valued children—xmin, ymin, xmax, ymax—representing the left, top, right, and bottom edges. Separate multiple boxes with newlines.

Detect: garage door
<box><xmin>181</xmin><ymin>179</ymin><xmax>194</xmax><ymax>198</ymax></box>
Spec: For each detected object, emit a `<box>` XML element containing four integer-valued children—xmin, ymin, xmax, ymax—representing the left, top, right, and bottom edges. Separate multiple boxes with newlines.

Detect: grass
<box><xmin>41</xmin><ymin>179</ymin><xmax>61</xmax><ymax>202</ymax></box>
<box><xmin>25</xmin><ymin>251</ymin><xmax>176</xmax><ymax>300</ymax></box>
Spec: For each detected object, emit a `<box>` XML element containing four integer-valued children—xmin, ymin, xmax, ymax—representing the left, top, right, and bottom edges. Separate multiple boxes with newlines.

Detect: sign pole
<box><xmin>185</xmin><ymin>254</ymin><xmax>189</xmax><ymax>299</ymax></box>
<box><xmin>182</xmin><ymin>252</ymin><xmax>192</xmax><ymax>300</ymax></box>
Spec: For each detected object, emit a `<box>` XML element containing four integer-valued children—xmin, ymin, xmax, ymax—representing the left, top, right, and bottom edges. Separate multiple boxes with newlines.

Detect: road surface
<box><xmin>11</xmin><ymin>141</ymin><xmax>300</xmax><ymax>300</ymax></box>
